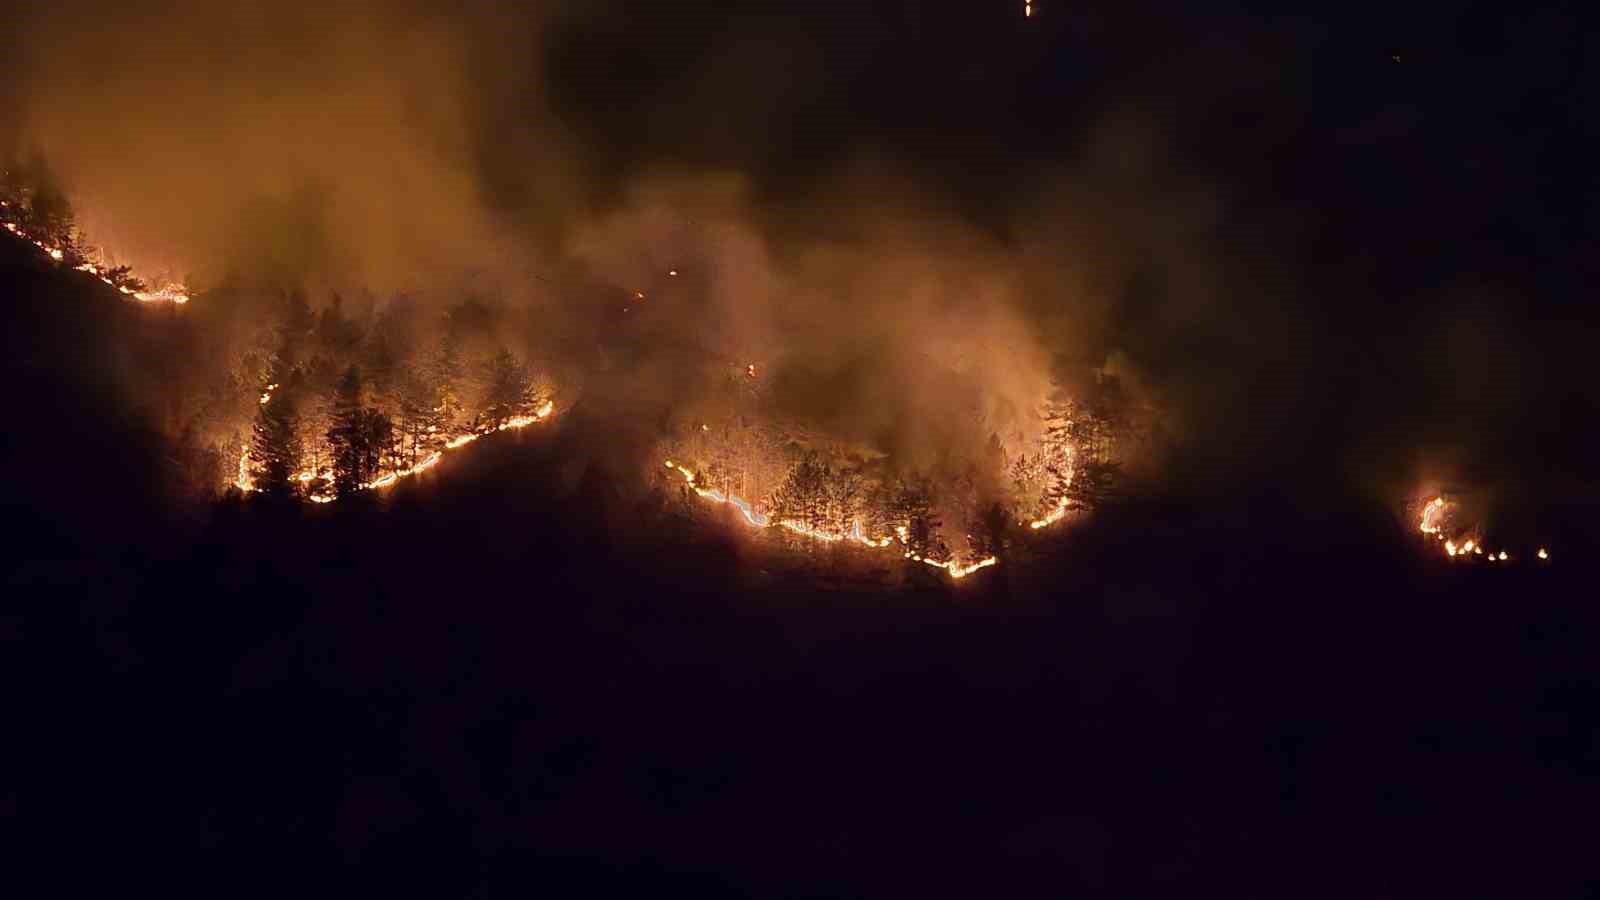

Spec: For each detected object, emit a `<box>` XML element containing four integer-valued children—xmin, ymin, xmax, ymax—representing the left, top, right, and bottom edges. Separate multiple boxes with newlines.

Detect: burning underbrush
<box><xmin>651</xmin><ymin>363</ymin><xmax>1137</xmax><ymax>578</ymax></box>
<box><xmin>1413</xmin><ymin>492</ymin><xmax>1552</xmax><ymax>566</ymax></box>
<box><xmin>2</xmin><ymin>166</ymin><xmax>189</xmax><ymax>304</ymax></box>
<box><xmin>228</xmin><ymin>291</ymin><xmax>561</xmax><ymax>505</ymax></box>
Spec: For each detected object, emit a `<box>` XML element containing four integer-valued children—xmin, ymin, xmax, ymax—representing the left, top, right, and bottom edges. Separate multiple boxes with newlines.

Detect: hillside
<box><xmin>5</xmin><ymin>236</ymin><xmax>1600</xmax><ymax>894</ymax></box>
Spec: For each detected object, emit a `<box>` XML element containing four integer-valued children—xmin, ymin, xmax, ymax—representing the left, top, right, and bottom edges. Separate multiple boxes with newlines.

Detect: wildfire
<box><xmin>1415</xmin><ymin>493</ymin><xmax>1548</xmax><ymax>566</ymax></box>
<box><xmin>663</xmin><ymin>458</ymin><xmax>1008</xmax><ymax>579</ymax></box>
<box><xmin>238</xmin><ymin>395</ymin><xmax>556</xmax><ymax>501</ymax></box>
<box><xmin>3</xmin><ymin>217</ymin><xmax>189</xmax><ymax>303</ymax></box>
<box><xmin>1026</xmin><ymin>448</ymin><xmax>1075</xmax><ymax>529</ymax></box>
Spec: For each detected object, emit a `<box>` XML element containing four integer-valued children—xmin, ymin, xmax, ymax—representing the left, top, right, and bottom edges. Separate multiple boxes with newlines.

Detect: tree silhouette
<box><xmin>328</xmin><ymin>366</ymin><xmax>392</xmax><ymax>496</ymax></box>
<box><xmin>770</xmin><ymin>451</ymin><xmax>831</xmax><ymax>538</ymax></box>
<box><xmin>893</xmin><ymin>477</ymin><xmax>946</xmax><ymax>560</ymax></box>
<box><xmin>248</xmin><ymin>370</ymin><xmax>300</xmax><ymax>497</ymax></box>
<box><xmin>481</xmin><ymin>348</ymin><xmax>531</xmax><ymax>426</ymax></box>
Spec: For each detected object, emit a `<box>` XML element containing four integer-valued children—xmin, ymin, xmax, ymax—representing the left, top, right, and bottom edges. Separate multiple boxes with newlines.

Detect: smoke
<box><xmin>0</xmin><ymin>0</ymin><xmax>1288</xmax><ymax>500</ymax></box>
<box><xmin>6</xmin><ymin>0</ymin><xmax>555</xmax><ymax>292</ymax></box>
<box><xmin>9</xmin><ymin>0</ymin><xmax>1587</xmax><ymax>531</ymax></box>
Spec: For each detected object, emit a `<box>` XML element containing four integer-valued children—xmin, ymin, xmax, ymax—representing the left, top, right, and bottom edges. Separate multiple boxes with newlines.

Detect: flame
<box><xmin>663</xmin><ymin>458</ymin><xmax>1010</xmax><ymax>578</ymax></box>
<box><xmin>1415</xmin><ymin>492</ymin><xmax>1549</xmax><ymax>566</ymax></box>
<box><xmin>239</xmin><ymin>400</ymin><xmax>554</xmax><ymax>500</ymax></box>
<box><xmin>3</xmin><ymin>215</ymin><xmax>188</xmax><ymax>302</ymax></box>
<box><xmin>5</xmin><ymin>212</ymin><xmax>190</xmax><ymax>301</ymax></box>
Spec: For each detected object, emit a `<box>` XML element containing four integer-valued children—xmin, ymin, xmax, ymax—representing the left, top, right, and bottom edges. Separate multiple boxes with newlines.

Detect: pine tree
<box><xmin>893</xmin><ymin>477</ymin><xmax>946</xmax><ymax>560</ymax></box>
<box><xmin>770</xmin><ymin>451</ymin><xmax>831</xmax><ymax>537</ymax></box>
<box><xmin>100</xmin><ymin>265</ymin><xmax>146</xmax><ymax>294</ymax></box>
<box><xmin>26</xmin><ymin>179</ymin><xmax>75</xmax><ymax>248</ymax></box>
<box><xmin>393</xmin><ymin>364</ymin><xmax>434</xmax><ymax>467</ymax></box>
<box><xmin>972</xmin><ymin>501</ymin><xmax>1011</xmax><ymax>559</ymax></box>
<box><xmin>1040</xmin><ymin>395</ymin><xmax>1077</xmax><ymax>515</ymax></box>
<box><xmin>248</xmin><ymin>370</ymin><xmax>300</xmax><ymax>497</ymax></box>
<box><xmin>1066</xmin><ymin>458</ymin><xmax>1121</xmax><ymax>511</ymax></box>
<box><xmin>328</xmin><ymin>366</ymin><xmax>392</xmax><ymax>496</ymax></box>
<box><xmin>425</xmin><ymin>332</ymin><xmax>464</xmax><ymax>437</ymax></box>
<box><xmin>481</xmin><ymin>348</ymin><xmax>530</xmax><ymax>425</ymax></box>
<box><xmin>821</xmin><ymin>466</ymin><xmax>864</xmax><ymax>536</ymax></box>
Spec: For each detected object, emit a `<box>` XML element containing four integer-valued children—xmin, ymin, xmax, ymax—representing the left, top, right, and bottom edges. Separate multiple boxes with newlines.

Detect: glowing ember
<box><xmin>2</xmin><ymin>214</ymin><xmax>187</xmax><ymax>303</ymax></box>
<box><xmin>663</xmin><ymin>458</ymin><xmax>1012</xmax><ymax>579</ymax></box>
<box><xmin>1415</xmin><ymin>492</ymin><xmax>1549</xmax><ymax>566</ymax></box>
<box><xmin>239</xmin><ymin>399</ymin><xmax>554</xmax><ymax>500</ymax></box>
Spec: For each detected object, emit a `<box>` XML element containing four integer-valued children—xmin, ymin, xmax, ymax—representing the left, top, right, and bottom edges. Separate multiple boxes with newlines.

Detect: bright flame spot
<box><xmin>1538</xmin><ymin>548</ymin><xmax>1548</xmax><ymax>560</ymax></box>
<box><xmin>239</xmin><ymin>401</ymin><xmax>553</xmax><ymax>500</ymax></box>
<box><xmin>661</xmin><ymin>459</ymin><xmax>1006</xmax><ymax>575</ymax></box>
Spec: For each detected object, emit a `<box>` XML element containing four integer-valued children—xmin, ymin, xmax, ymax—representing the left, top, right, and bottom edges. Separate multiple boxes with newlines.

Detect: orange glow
<box><xmin>239</xmin><ymin>399</ymin><xmax>554</xmax><ymax>500</ymax></box>
<box><xmin>3</xmin><ymin>216</ymin><xmax>187</xmax><ymax>303</ymax></box>
<box><xmin>663</xmin><ymin>458</ymin><xmax>1015</xmax><ymax>579</ymax></box>
<box><xmin>1415</xmin><ymin>492</ymin><xmax>1549</xmax><ymax>566</ymax></box>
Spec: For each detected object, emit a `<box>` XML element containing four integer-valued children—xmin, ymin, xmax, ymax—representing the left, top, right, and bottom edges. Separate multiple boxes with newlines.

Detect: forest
<box><xmin>3</xmin><ymin>155</ymin><xmax>1148</xmax><ymax>577</ymax></box>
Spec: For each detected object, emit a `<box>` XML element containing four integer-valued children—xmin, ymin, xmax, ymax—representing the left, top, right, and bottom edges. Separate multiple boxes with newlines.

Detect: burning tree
<box><xmin>893</xmin><ymin>477</ymin><xmax>947</xmax><ymax>561</ymax></box>
<box><xmin>480</xmin><ymin>348</ymin><xmax>532</xmax><ymax>426</ymax></box>
<box><xmin>249</xmin><ymin>373</ymin><xmax>301</xmax><ymax>497</ymax></box>
<box><xmin>391</xmin><ymin>364</ymin><xmax>436</xmax><ymax>469</ymax></box>
<box><xmin>328</xmin><ymin>366</ymin><xmax>393</xmax><ymax>496</ymax></box>
<box><xmin>424</xmin><ymin>332</ymin><xmax>465</xmax><ymax>436</ymax></box>
<box><xmin>770</xmin><ymin>450</ymin><xmax>832</xmax><ymax>538</ymax></box>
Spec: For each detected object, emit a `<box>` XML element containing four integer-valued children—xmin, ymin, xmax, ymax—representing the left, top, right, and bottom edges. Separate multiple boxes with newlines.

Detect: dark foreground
<box><xmin>5</xmin><ymin>248</ymin><xmax>1599</xmax><ymax>896</ymax></box>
